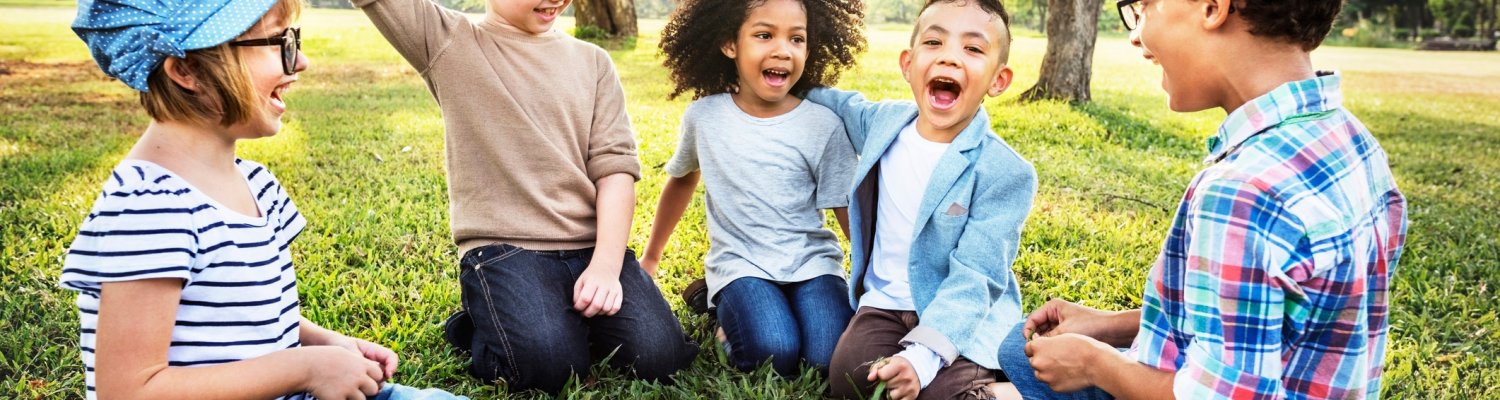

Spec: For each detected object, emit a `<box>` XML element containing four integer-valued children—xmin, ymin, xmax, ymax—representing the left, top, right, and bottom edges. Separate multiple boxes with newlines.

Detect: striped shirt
<box><xmin>60</xmin><ymin>159</ymin><xmax>308</xmax><ymax>400</ymax></box>
<box><xmin>1126</xmin><ymin>73</ymin><xmax>1407</xmax><ymax>399</ymax></box>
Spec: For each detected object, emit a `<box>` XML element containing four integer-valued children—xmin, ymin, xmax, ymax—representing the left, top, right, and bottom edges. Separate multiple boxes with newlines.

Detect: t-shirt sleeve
<box><xmin>813</xmin><ymin>119</ymin><xmax>855</xmax><ymax>209</ymax></box>
<box><xmin>662</xmin><ymin>103</ymin><xmax>701</xmax><ymax>178</ymax></box>
<box><xmin>585</xmin><ymin>51</ymin><xmax>642</xmax><ymax>182</ymax></box>
<box><xmin>352</xmin><ymin>0</ymin><xmax>469</xmax><ymax>72</ymax></box>
<box><xmin>60</xmin><ymin>179</ymin><xmax>199</xmax><ymax>294</ymax></box>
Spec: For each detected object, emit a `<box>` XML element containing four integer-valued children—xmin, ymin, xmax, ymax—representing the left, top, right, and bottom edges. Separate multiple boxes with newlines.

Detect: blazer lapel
<box><xmin>910</xmin><ymin>110</ymin><xmax>988</xmax><ymax>237</ymax></box>
<box><xmin>855</xmin><ymin>109</ymin><xmax>918</xmax><ymax>182</ymax></box>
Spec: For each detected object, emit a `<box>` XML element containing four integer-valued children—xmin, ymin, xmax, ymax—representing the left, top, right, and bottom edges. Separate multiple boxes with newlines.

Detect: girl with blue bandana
<box><xmin>64</xmin><ymin>0</ymin><xmax>463</xmax><ymax>398</ymax></box>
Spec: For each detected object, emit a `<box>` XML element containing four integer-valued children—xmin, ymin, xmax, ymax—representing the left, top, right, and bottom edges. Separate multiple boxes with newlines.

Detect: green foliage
<box><xmin>866</xmin><ymin>0</ymin><xmax>921</xmax><ymax>24</ymax></box>
<box><xmin>5</xmin><ymin>6</ymin><xmax>1500</xmax><ymax>400</ymax></box>
<box><xmin>573</xmin><ymin>24</ymin><xmax>610</xmax><ymax>40</ymax></box>
<box><xmin>635</xmin><ymin>0</ymin><xmax>676</xmax><ymax>19</ymax></box>
<box><xmin>1325</xmin><ymin>18</ymin><xmax>1419</xmax><ymax>49</ymax></box>
<box><xmin>1338</xmin><ymin>0</ymin><xmax>1499</xmax><ymax>40</ymax></box>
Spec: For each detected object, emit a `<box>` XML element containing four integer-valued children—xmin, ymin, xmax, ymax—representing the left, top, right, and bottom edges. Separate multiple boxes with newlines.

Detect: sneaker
<box><xmin>680</xmin><ymin>278</ymin><xmax>711</xmax><ymax>315</ymax></box>
<box><xmin>443</xmin><ymin>310</ymin><xmax>474</xmax><ymax>355</ymax></box>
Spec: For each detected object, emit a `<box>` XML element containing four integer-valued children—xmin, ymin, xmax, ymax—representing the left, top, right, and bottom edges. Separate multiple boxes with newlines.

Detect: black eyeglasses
<box><xmin>1116</xmin><ymin>0</ymin><xmax>1142</xmax><ymax>31</ymax></box>
<box><xmin>229</xmin><ymin>27</ymin><xmax>301</xmax><ymax>75</ymax></box>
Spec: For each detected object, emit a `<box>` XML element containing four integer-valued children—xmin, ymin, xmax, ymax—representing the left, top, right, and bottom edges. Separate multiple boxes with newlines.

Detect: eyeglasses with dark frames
<box><xmin>229</xmin><ymin>27</ymin><xmax>301</xmax><ymax>75</ymax></box>
<box><xmin>1117</xmin><ymin>0</ymin><xmax>1143</xmax><ymax>31</ymax></box>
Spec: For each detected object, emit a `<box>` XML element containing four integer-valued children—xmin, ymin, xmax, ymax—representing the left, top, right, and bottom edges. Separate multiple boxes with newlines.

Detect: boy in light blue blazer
<box><xmin>808</xmin><ymin>1</ymin><xmax>1036</xmax><ymax>399</ymax></box>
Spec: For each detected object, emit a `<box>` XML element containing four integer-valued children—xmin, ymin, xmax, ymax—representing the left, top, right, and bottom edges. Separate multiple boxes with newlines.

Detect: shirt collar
<box><xmin>1205</xmin><ymin>71</ymin><xmax>1343</xmax><ymax>164</ymax></box>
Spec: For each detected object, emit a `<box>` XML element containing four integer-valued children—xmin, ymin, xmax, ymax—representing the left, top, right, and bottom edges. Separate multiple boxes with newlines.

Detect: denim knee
<box><xmin>472</xmin><ymin>339</ymin><xmax>590</xmax><ymax>394</ymax></box>
<box><xmin>730</xmin><ymin>330</ymin><xmax>802</xmax><ymax>375</ymax></box>
<box><xmin>591</xmin><ymin>253</ymin><xmax>698</xmax><ymax>383</ymax></box>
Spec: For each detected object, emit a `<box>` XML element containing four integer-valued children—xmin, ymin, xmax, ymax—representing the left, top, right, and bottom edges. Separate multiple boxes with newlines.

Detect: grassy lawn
<box><xmin>4</xmin><ymin>4</ymin><xmax>1499</xmax><ymax>399</ymax></box>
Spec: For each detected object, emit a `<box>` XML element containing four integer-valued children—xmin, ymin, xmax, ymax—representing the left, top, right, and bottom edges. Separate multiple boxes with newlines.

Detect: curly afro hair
<box><xmin>659</xmin><ymin>0</ymin><xmax>866</xmax><ymax>100</ymax></box>
<box><xmin>1236</xmin><ymin>0</ymin><xmax>1344</xmax><ymax>51</ymax></box>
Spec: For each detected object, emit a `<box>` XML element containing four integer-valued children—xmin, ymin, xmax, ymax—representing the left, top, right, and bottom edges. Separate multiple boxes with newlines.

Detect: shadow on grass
<box><xmin>0</xmin><ymin>61</ymin><xmax>135</xmax><ymax>397</ymax></box>
<box><xmin>0</xmin><ymin>62</ymin><xmax>140</xmax><ymax>207</ymax></box>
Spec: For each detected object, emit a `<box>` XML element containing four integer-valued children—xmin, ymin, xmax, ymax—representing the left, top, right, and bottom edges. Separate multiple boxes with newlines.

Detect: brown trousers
<box><xmin>829</xmin><ymin>307</ymin><xmax>1001</xmax><ymax>400</ymax></box>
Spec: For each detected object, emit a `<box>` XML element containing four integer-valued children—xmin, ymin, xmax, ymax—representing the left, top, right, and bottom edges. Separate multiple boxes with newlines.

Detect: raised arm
<box><xmin>351</xmin><ymin>0</ymin><xmax>469</xmax><ymax>72</ymax></box>
<box><xmin>805</xmin><ymin>87</ymin><xmax>892</xmax><ymax>152</ymax></box>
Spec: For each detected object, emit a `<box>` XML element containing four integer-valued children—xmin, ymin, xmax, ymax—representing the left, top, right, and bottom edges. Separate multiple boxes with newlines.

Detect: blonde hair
<box><xmin>140</xmin><ymin>0</ymin><xmax>302</xmax><ymax>126</ymax></box>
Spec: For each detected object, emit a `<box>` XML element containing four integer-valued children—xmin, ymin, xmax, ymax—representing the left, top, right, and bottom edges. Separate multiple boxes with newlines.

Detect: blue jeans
<box><xmin>715</xmin><ymin>275</ymin><xmax>853</xmax><ymax>376</ymax></box>
<box><xmin>458</xmin><ymin>244</ymin><xmax>698</xmax><ymax>394</ymax></box>
<box><xmin>373</xmin><ymin>383</ymin><xmax>467</xmax><ymax>400</ymax></box>
<box><xmin>995</xmin><ymin>323</ymin><xmax>1114</xmax><ymax>400</ymax></box>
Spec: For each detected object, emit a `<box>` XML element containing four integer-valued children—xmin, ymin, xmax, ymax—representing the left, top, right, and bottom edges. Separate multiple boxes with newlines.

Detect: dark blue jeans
<box><xmin>715</xmin><ymin>275</ymin><xmax>853</xmax><ymax>376</ymax></box>
<box><xmin>458</xmin><ymin>244</ymin><xmax>698</xmax><ymax>394</ymax></box>
<box><xmin>995</xmin><ymin>322</ymin><xmax>1114</xmax><ymax>400</ymax></box>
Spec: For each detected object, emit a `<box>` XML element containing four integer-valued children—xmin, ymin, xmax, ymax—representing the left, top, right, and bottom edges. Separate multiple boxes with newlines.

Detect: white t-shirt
<box><xmin>860</xmin><ymin>121</ymin><xmax>950</xmax><ymax>311</ymax></box>
<box><xmin>60</xmin><ymin>159</ymin><xmax>308</xmax><ymax>400</ymax></box>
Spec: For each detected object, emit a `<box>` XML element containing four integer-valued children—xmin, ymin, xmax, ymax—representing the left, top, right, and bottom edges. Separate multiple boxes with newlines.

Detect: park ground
<box><xmin>2</xmin><ymin>2</ymin><xmax>1499</xmax><ymax>398</ymax></box>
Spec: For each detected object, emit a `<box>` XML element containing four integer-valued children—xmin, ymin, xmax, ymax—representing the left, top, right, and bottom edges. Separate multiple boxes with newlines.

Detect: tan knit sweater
<box><xmin>355</xmin><ymin>0</ymin><xmax>641</xmax><ymax>255</ymax></box>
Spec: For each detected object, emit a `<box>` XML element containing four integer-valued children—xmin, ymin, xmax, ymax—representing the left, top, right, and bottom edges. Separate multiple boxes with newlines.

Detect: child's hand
<box><xmin>868</xmin><ymin>356</ymin><xmax>921</xmax><ymax>400</ymax></box>
<box><xmin>1024</xmin><ymin>333</ymin><xmax>1117</xmax><ymax>392</ymax></box>
<box><xmin>574</xmin><ymin>262</ymin><xmax>624</xmax><ymax>317</ymax></box>
<box><xmin>1024</xmin><ymin>299</ymin><xmax>1106</xmax><ymax>339</ymax></box>
<box><xmin>302</xmin><ymin>346</ymin><xmax>384</xmax><ymax>399</ymax></box>
<box><xmin>326</xmin><ymin>335</ymin><xmax>399</xmax><ymax>381</ymax></box>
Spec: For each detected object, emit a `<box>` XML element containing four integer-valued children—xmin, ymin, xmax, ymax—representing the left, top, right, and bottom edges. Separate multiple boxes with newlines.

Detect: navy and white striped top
<box><xmin>60</xmin><ymin>159</ymin><xmax>308</xmax><ymax>400</ymax></box>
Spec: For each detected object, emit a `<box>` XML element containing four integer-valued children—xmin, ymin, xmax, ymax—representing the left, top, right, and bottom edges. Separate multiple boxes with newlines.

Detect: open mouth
<box><xmin>535</xmin><ymin>6</ymin><xmax>560</xmax><ymax>21</ymax></box>
<box><xmin>927</xmin><ymin>77</ymin><xmax>962</xmax><ymax>111</ymax></box>
<box><xmin>762</xmin><ymin>68</ymin><xmax>791</xmax><ymax>88</ymax></box>
<box><xmin>269</xmin><ymin>81</ymin><xmax>293</xmax><ymax>113</ymax></box>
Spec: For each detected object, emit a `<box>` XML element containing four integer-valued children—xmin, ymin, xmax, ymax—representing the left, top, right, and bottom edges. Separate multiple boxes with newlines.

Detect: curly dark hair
<box><xmin>1236</xmin><ymin>0</ymin><xmax>1344</xmax><ymax>51</ymax></box>
<box><xmin>659</xmin><ymin>0</ymin><xmax>865</xmax><ymax>100</ymax></box>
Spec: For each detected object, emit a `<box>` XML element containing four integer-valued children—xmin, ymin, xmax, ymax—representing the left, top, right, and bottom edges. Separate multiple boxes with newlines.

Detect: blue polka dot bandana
<box><xmin>72</xmin><ymin>0</ymin><xmax>281</xmax><ymax>92</ymax></box>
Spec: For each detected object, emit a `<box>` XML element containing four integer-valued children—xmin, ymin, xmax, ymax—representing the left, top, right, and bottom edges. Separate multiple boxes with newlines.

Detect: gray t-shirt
<box><xmin>665</xmin><ymin>94</ymin><xmax>856</xmax><ymax>305</ymax></box>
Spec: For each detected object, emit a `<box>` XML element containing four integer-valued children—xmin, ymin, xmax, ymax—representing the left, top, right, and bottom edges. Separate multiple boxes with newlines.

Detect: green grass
<box><xmin>4</xmin><ymin>5</ymin><xmax>1499</xmax><ymax>399</ymax></box>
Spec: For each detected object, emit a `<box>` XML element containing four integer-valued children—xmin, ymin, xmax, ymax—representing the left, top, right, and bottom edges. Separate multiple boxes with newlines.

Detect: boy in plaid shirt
<box><xmin>993</xmin><ymin>0</ymin><xmax>1408</xmax><ymax>399</ymax></box>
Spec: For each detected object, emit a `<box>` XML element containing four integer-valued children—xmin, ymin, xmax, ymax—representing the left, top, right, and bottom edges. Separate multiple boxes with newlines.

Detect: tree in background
<box><xmin>1429</xmin><ymin>0</ymin><xmax>1500</xmax><ymax>37</ymax></box>
<box><xmin>1021</xmin><ymin>0</ymin><xmax>1104</xmax><ymax>103</ymax></box>
<box><xmin>1007</xmin><ymin>0</ymin><xmax>1049</xmax><ymax>33</ymax></box>
<box><xmin>575</xmin><ymin>0</ymin><xmax>639</xmax><ymax>37</ymax></box>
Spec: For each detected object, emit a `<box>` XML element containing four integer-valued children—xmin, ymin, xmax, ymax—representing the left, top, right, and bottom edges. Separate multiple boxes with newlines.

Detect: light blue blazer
<box><xmin>807</xmin><ymin>88</ymin><xmax>1037</xmax><ymax>370</ymax></box>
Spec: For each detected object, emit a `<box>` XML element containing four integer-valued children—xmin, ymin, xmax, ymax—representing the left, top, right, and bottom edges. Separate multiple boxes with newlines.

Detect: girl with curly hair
<box><xmin>640</xmin><ymin>0</ymin><xmax>865</xmax><ymax>377</ymax></box>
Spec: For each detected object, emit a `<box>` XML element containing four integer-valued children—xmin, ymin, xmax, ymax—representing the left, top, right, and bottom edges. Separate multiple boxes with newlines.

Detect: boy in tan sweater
<box><xmin>353</xmin><ymin>0</ymin><xmax>697</xmax><ymax>394</ymax></box>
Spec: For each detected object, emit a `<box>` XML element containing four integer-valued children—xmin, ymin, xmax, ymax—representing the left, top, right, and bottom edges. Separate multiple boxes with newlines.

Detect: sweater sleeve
<box><xmin>585</xmin><ymin>50</ymin><xmax>642</xmax><ymax>182</ymax></box>
<box><xmin>352</xmin><ymin>0</ymin><xmax>468</xmax><ymax>73</ymax></box>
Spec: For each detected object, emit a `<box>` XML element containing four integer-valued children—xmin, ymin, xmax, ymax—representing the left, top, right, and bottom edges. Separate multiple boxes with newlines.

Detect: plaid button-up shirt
<box><xmin>1126</xmin><ymin>72</ymin><xmax>1408</xmax><ymax>399</ymax></box>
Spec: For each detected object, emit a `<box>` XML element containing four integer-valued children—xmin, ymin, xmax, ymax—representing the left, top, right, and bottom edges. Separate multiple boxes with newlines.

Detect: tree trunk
<box><xmin>574</xmin><ymin>0</ymin><xmax>638</xmax><ymax>37</ymax></box>
<box><xmin>1021</xmin><ymin>0</ymin><xmax>1103</xmax><ymax>103</ymax></box>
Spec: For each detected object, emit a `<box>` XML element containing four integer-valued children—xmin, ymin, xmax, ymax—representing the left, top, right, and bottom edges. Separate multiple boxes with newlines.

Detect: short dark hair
<box><xmin>913</xmin><ymin>0</ymin><xmax>1013</xmax><ymax>63</ymax></box>
<box><xmin>659</xmin><ymin>0</ymin><xmax>866</xmax><ymax>100</ymax></box>
<box><xmin>1237</xmin><ymin>0</ymin><xmax>1344</xmax><ymax>51</ymax></box>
